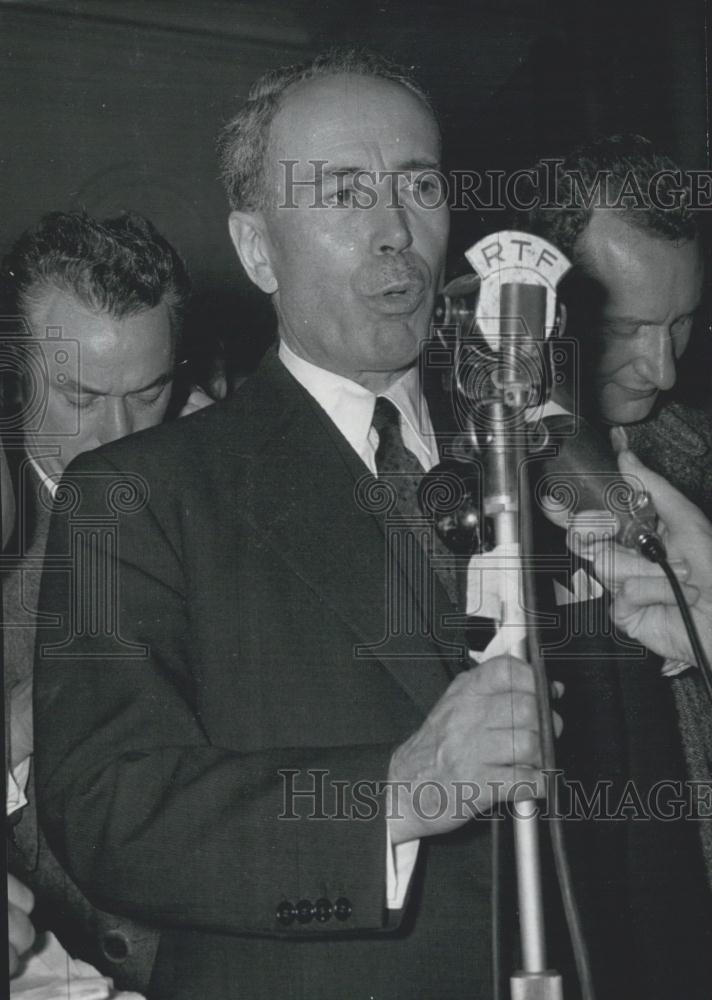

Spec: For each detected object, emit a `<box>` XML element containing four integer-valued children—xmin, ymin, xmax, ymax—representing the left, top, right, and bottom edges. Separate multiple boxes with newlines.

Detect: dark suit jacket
<box><xmin>34</xmin><ymin>352</ymin><xmax>497</xmax><ymax>1000</ymax></box>
<box><xmin>33</xmin><ymin>354</ymin><xmax>712</xmax><ymax>1000</ymax></box>
<box><xmin>3</xmin><ymin>458</ymin><xmax>159</xmax><ymax>992</ymax></box>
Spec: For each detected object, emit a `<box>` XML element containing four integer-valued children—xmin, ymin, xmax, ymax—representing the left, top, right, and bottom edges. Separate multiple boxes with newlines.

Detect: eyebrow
<box><xmin>397</xmin><ymin>158</ymin><xmax>441</xmax><ymax>172</ymax></box>
<box><xmin>322</xmin><ymin>158</ymin><xmax>440</xmax><ymax>178</ymax></box>
<box><xmin>316</xmin><ymin>156</ymin><xmax>442</xmax><ymax>192</ymax></box>
<box><xmin>58</xmin><ymin>371</ymin><xmax>174</xmax><ymax>396</ymax></box>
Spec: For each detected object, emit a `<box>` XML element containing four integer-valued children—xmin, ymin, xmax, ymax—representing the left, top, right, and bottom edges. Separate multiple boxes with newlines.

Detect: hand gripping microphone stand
<box><xmin>440</xmin><ymin>233</ymin><xmax>573</xmax><ymax>999</ymax></box>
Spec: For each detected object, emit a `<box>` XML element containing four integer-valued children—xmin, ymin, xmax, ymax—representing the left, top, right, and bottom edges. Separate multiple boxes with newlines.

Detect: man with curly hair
<box><xmin>3</xmin><ymin>210</ymin><xmax>210</xmax><ymax>992</ymax></box>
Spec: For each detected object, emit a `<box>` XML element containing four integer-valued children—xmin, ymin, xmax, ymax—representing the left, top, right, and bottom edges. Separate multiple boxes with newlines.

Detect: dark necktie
<box><xmin>372</xmin><ymin>396</ymin><xmax>495</xmax><ymax>650</ymax></box>
<box><xmin>372</xmin><ymin>396</ymin><xmax>459</xmax><ymax>609</ymax></box>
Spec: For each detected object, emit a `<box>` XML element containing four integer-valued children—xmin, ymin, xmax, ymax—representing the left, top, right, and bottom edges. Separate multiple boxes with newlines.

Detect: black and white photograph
<box><xmin>2</xmin><ymin>2</ymin><xmax>712</xmax><ymax>998</ymax></box>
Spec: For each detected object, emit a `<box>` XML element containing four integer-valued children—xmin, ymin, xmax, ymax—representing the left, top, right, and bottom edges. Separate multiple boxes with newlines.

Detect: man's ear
<box><xmin>228</xmin><ymin>211</ymin><xmax>278</xmax><ymax>294</ymax></box>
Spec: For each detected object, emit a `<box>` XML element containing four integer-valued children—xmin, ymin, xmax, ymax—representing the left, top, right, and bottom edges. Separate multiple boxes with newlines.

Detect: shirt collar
<box><xmin>27</xmin><ymin>456</ymin><xmax>59</xmax><ymax>499</ymax></box>
<box><xmin>278</xmin><ymin>340</ymin><xmax>436</xmax><ymax>471</ymax></box>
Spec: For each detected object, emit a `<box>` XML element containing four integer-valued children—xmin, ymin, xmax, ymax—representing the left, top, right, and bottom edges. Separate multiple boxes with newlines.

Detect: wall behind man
<box><xmin>1</xmin><ymin>0</ymin><xmax>709</xmax><ymax>384</ymax></box>
<box><xmin>1</xmin><ymin>0</ymin><xmax>319</xmax><ymax>377</ymax></box>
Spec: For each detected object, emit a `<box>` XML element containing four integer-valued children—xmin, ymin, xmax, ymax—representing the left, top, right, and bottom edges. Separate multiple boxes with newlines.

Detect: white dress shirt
<box><xmin>279</xmin><ymin>340</ymin><xmax>438</xmax><ymax>475</ymax></box>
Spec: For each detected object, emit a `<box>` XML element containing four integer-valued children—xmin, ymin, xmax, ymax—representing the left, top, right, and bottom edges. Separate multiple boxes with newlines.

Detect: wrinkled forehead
<box><xmin>266</xmin><ymin>73</ymin><xmax>440</xmax><ymax>181</ymax></box>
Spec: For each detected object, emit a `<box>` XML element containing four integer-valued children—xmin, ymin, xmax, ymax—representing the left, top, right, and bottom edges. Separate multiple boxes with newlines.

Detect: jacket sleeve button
<box><xmin>101</xmin><ymin>929</ymin><xmax>130</xmax><ymax>962</ymax></box>
<box><xmin>334</xmin><ymin>897</ymin><xmax>352</xmax><ymax>921</ymax></box>
<box><xmin>296</xmin><ymin>898</ymin><xmax>314</xmax><ymax>924</ymax></box>
<box><xmin>314</xmin><ymin>897</ymin><xmax>332</xmax><ymax>923</ymax></box>
<box><xmin>276</xmin><ymin>900</ymin><xmax>296</xmax><ymax>926</ymax></box>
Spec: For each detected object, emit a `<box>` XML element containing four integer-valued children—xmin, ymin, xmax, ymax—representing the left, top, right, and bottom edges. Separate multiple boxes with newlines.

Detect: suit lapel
<box><xmin>234</xmin><ymin>354</ymin><xmax>465</xmax><ymax>715</ymax></box>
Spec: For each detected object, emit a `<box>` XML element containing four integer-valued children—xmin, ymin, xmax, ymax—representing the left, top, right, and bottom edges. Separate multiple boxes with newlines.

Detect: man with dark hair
<box><xmin>523</xmin><ymin>134</ymin><xmax>698</xmax><ymax>256</ymax></box>
<box><xmin>3</xmin><ymin>210</ymin><xmax>210</xmax><ymax>992</ymax></box>
<box><xmin>2</xmin><ymin>210</ymin><xmax>193</xmax><ymax>483</ymax></box>
<box><xmin>516</xmin><ymin>133</ymin><xmax>712</xmax><ymax>994</ymax></box>
<box><xmin>517</xmin><ymin>133</ymin><xmax>703</xmax><ymax>427</ymax></box>
<box><xmin>32</xmin><ymin>50</ymin><xmax>555</xmax><ymax>1000</ymax></box>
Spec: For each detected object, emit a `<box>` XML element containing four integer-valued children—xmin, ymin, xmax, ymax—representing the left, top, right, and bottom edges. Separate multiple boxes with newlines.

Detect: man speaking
<box><xmin>34</xmin><ymin>51</ymin><xmax>550</xmax><ymax>1000</ymax></box>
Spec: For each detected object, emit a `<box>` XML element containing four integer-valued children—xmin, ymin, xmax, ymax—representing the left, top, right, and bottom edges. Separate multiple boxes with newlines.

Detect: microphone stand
<box><xmin>438</xmin><ymin>233</ymin><xmax>574</xmax><ymax>998</ymax></box>
<box><xmin>485</xmin><ymin>284</ymin><xmax>562</xmax><ymax>999</ymax></box>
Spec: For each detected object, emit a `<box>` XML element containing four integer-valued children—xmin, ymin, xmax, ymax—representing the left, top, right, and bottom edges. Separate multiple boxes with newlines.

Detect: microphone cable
<box><xmin>635</xmin><ymin>532</ymin><xmax>712</xmax><ymax>706</ymax></box>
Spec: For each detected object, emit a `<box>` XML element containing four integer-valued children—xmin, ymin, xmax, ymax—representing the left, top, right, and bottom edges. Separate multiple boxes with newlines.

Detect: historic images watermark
<box><xmin>279</xmin><ymin>768</ymin><xmax>712</xmax><ymax>823</ymax></box>
<box><xmin>0</xmin><ymin>315</ymin><xmax>82</xmax><ymax>444</ymax></box>
<box><xmin>0</xmin><ymin>314</ymin><xmax>152</xmax><ymax>656</ymax></box>
<box><xmin>350</xmin><ymin>326</ymin><xmax>646</xmax><ymax>663</ymax></box>
<box><xmin>278</xmin><ymin>159</ymin><xmax>712</xmax><ymax>212</ymax></box>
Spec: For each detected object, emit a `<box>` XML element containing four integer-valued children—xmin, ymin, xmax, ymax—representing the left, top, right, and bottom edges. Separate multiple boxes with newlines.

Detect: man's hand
<box><xmin>387</xmin><ymin>656</ymin><xmax>562</xmax><ymax>844</ymax></box>
<box><xmin>565</xmin><ymin>449</ymin><xmax>712</xmax><ymax>665</ymax></box>
<box><xmin>8</xmin><ymin>874</ymin><xmax>35</xmax><ymax>977</ymax></box>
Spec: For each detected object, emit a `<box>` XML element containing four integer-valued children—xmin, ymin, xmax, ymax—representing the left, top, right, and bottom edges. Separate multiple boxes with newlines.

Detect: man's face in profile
<box><xmin>234</xmin><ymin>72</ymin><xmax>449</xmax><ymax>389</ymax></box>
<box><xmin>572</xmin><ymin>210</ymin><xmax>703</xmax><ymax>425</ymax></box>
<box><xmin>26</xmin><ymin>287</ymin><xmax>175</xmax><ymax>474</ymax></box>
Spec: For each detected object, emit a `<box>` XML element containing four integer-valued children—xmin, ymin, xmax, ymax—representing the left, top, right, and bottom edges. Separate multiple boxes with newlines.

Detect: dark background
<box><xmin>1</xmin><ymin>0</ymin><xmax>710</xmax><ymax>384</ymax></box>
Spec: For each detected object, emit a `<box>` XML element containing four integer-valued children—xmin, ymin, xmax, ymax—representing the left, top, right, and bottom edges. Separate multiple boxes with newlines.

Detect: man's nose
<box><xmin>633</xmin><ymin>328</ymin><xmax>677</xmax><ymax>391</ymax></box>
<box><xmin>371</xmin><ymin>201</ymin><xmax>413</xmax><ymax>255</ymax></box>
<box><xmin>98</xmin><ymin>397</ymin><xmax>132</xmax><ymax>443</ymax></box>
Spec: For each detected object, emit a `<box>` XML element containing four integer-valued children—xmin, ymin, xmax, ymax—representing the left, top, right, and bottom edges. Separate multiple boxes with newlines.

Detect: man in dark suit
<box><xmin>3</xmin><ymin>210</ymin><xmax>212</xmax><ymax>989</ymax></box>
<box><xmin>33</xmin><ymin>51</ymin><xmax>554</xmax><ymax>1000</ymax></box>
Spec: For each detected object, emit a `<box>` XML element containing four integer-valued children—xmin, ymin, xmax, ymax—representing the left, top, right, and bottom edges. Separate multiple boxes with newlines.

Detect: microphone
<box><xmin>422</xmin><ymin>234</ymin><xmax>566</xmax><ymax>554</ymax></box>
<box><xmin>533</xmin><ymin>414</ymin><xmax>665</xmax><ymax>561</ymax></box>
<box><xmin>458</xmin><ymin>229</ymin><xmax>663</xmax><ymax>561</ymax></box>
<box><xmin>418</xmin><ymin>280</ymin><xmax>549</xmax><ymax>556</ymax></box>
<box><xmin>425</xmin><ymin>230</ymin><xmax>665</xmax><ymax>562</ymax></box>
<box><xmin>479</xmin><ymin>280</ymin><xmax>549</xmax><ymax>519</ymax></box>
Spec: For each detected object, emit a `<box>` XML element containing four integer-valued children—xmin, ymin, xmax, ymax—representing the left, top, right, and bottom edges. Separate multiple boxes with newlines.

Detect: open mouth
<box><xmin>372</xmin><ymin>280</ymin><xmax>425</xmax><ymax>313</ymax></box>
<box><xmin>621</xmin><ymin>386</ymin><xmax>657</xmax><ymax>399</ymax></box>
